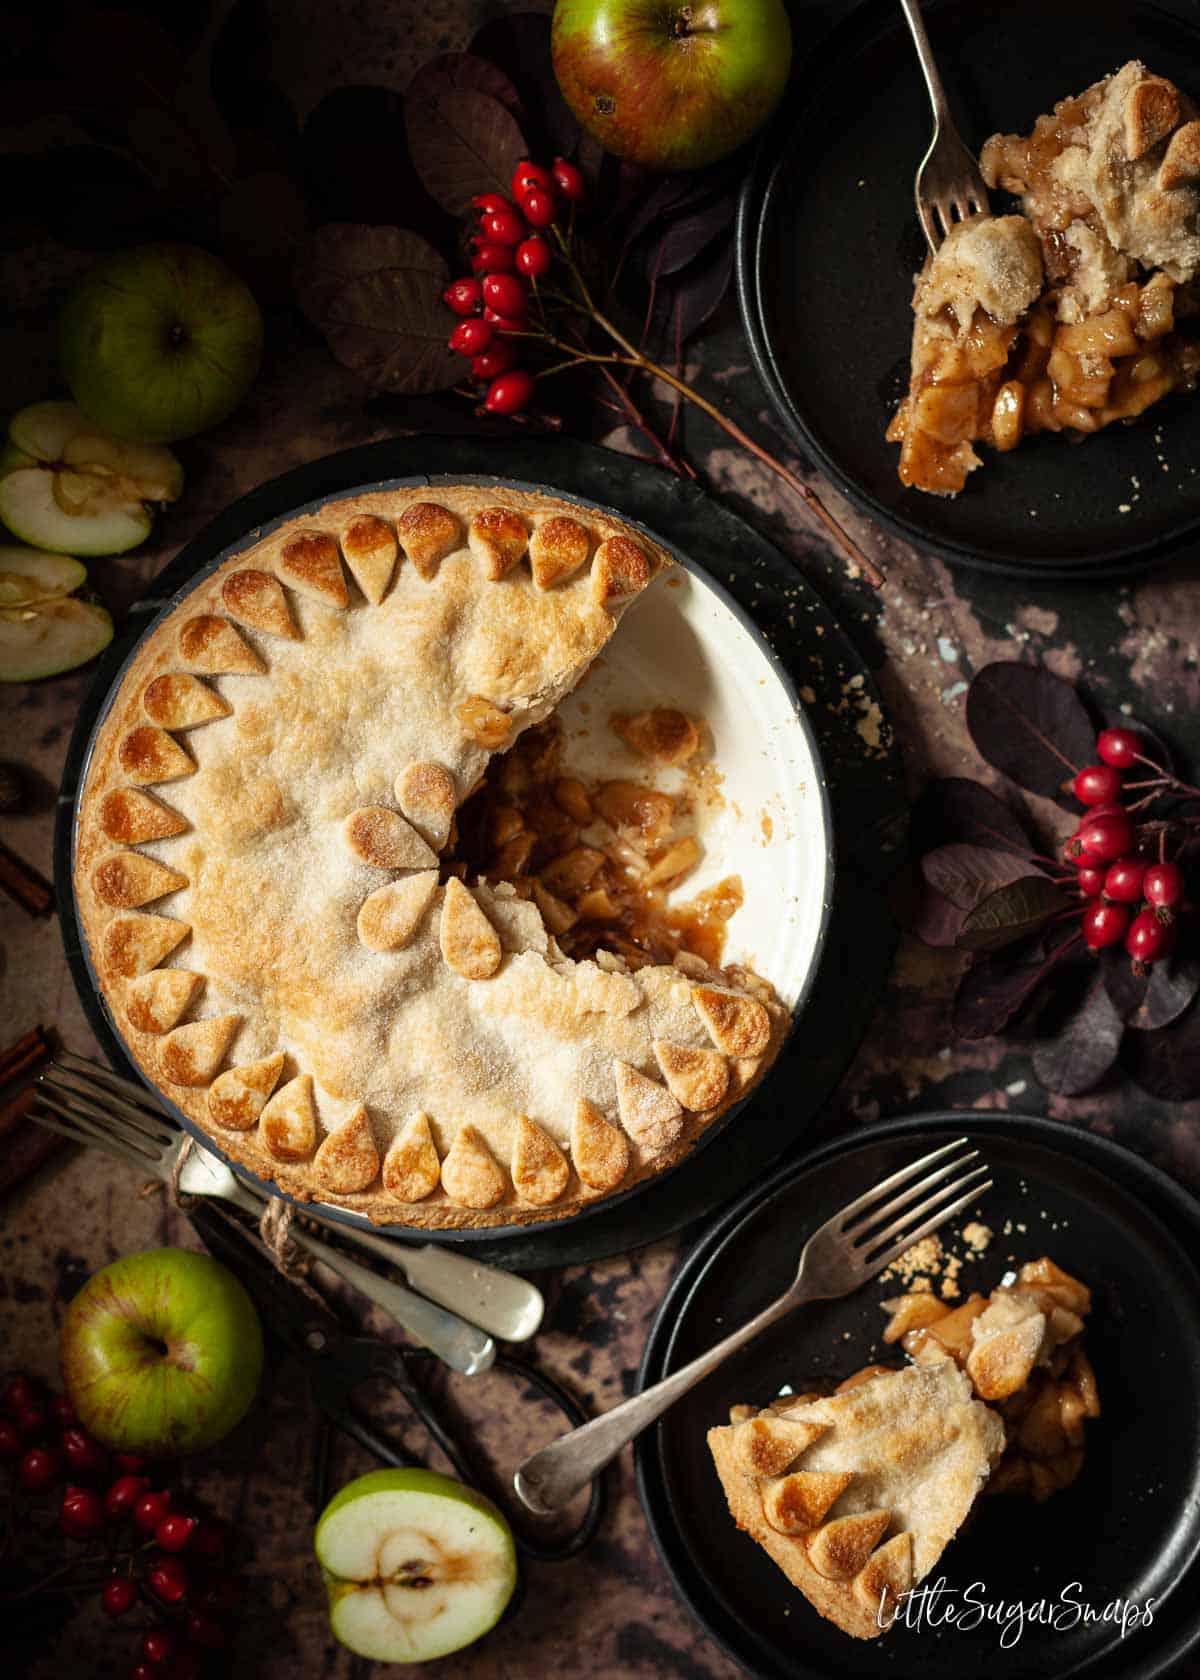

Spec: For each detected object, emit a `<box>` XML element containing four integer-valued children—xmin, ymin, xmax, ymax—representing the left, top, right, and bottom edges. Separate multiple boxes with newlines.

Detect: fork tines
<box><xmin>28</xmin><ymin>1053</ymin><xmax>178</xmax><ymax>1169</ymax></box>
<box><xmin>840</xmin><ymin>1137</ymin><xmax>991</xmax><ymax>1269</ymax></box>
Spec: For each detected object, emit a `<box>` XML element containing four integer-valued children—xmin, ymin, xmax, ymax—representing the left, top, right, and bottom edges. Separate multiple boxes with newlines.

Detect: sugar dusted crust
<box><xmin>709</xmin><ymin>1363</ymin><xmax>1003</xmax><ymax>1640</ymax></box>
<box><xmin>75</xmin><ymin>483</ymin><xmax>789</xmax><ymax>1230</ymax></box>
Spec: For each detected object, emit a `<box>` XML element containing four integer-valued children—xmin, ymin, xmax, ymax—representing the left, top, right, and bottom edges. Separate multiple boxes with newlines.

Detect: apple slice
<box><xmin>315</xmin><ymin>1469</ymin><xmax>517</xmax><ymax>1663</ymax></box>
<box><xmin>0</xmin><ymin>465</ymin><xmax>151</xmax><ymax>555</ymax></box>
<box><xmin>0</xmin><ymin>401</ymin><xmax>181</xmax><ymax>556</ymax></box>
<box><xmin>8</xmin><ymin>399</ymin><xmax>86</xmax><ymax>462</ymax></box>
<box><xmin>0</xmin><ymin>545</ymin><xmax>87</xmax><ymax>608</ymax></box>
<box><xmin>0</xmin><ymin>598</ymin><xmax>113</xmax><ymax>681</ymax></box>
<box><xmin>62</xmin><ymin>432</ymin><xmax>184</xmax><ymax>502</ymax></box>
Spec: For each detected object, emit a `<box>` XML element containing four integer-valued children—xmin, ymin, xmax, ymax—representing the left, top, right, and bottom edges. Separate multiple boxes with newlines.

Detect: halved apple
<box><xmin>0</xmin><ymin>597</ymin><xmax>113</xmax><ymax>682</ymax></box>
<box><xmin>0</xmin><ymin>401</ymin><xmax>182</xmax><ymax>557</ymax></box>
<box><xmin>0</xmin><ymin>545</ymin><xmax>87</xmax><ymax>608</ymax></box>
<box><xmin>315</xmin><ymin>1468</ymin><xmax>518</xmax><ymax>1663</ymax></box>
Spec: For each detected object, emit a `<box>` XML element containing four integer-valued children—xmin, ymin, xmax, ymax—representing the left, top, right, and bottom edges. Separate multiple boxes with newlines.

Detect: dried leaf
<box><xmin>295</xmin><ymin>225</ymin><xmax>461</xmax><ymax>394</ymax></box>
<box><xmin>957</xmin><ymin>877</ymin><xmax>1070</xmax><ymax>952</ymax></box>
<box><xmin>921</xmin><ymin>844</ymin><xmax>1035</xmax><ymax>910</ymax></box>
<box><xmin>469</xmin><ymin>12</ymin><xmax>580</xmax><ymax>158</ymax></box>
<box><xmin>1033</xmin><ymin>973</ymin><xmax>1124</xmax><ymax>1094</ymax></box>
<box><xmin>405</xmin><ymin>88</ymin><xmax>526</xmax><ymax>217</ymax></box>
<box><xmin>966</xmin><ymin>663</ymin><xmax>1095</xmax><ymax>803</ymax></box>
<box><xmin>1121</xmin><ymin>996</ymin><xmax>1200</xmax><ymax>1101</ymax></box>
<box><xmin>407</xmin><ymin>52</ymin><xmax>523</xmax><ymax>117</ymax></box>
<box><xmin>912</xmin><ymin>777</ymin><xmax>1035</xmax><ymax>855</ymax></box>
<box><xmin>954</xmin><ymin>930</ymin><xmax>1083</xmax><ymax>1040</ymax></box>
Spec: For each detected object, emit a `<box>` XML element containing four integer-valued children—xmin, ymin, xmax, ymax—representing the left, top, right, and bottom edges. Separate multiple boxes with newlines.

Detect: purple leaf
<box><xmin>650</xmin><ymin>192</ymin><xmax>739</xmax><ymax>278</ymax></box>
<box><xmin>953</xmin><ymin>930</ymin><xmax>1083</xmax><ymax>1040</ymax></box>
<box><xmin>1121</xmin><ymin>995</ymin><xmax>1200</xmax><ymax>1101</ymax></box>
<box><xmin>912</xmin><ymin>777</ymin><xmax>1036</xmax><ymax>855</ymax></box>
<box><xmin>921</xmin><ymin>844</ymin><xmax>1037</xmax><ymax>910</ymax></box>
<box><xmin>468</xmin><ymin>12</ymin><xmax>580</xmax><ymax>159</ymax></box>
<box><xmin>890</xmin><ymin>864</ymin><xmax>968</xmax><ymax>948</ymax></box>
<box><xmin>957</xmin><ymin>876</ymin><xmax>1070</xmax><ymax>952</ymax></box>
<box><xmin>405</xmin><ymin>88</ymin><xmax>527</xmax><ymax>217</ymax></box>
<box><xmin>1133</xmin><ymin>953</ymin><xmax>1200</xmax><ymax>1030</ymax></box>
<box><xmin>408</xmin><ymin>52</ymin><xmax>524</xmax><ymax>118</ymax></box>
<box><xmin>648</xmin><ymin>237</ymin><xmax>734</xmax><ymax>350</ymax></box>
<box><xmin>1032</xmin><ymin>973</ymin><xmax>1124</xmax><ymax>1094</ymax></box>
<box><xmin>966</xmin><ymin>662</ymin><xmax>1095</xmax><ymax>803</ymax></box>
<box><xmin>1102</xmin><ymin>946</ymin><xmax>1147</xmax><ymax>1021</ymax></box>
<box><xmin>294</xmin><ymin>224</ymin><xmax>462</xmax><ymax>394</ymax></box>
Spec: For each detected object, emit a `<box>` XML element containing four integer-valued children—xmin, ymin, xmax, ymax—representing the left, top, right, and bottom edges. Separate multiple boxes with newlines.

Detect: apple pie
<box><xmin>74</xmin><ymin>485</ymin><xmax>788</xmax><ymax>1228</ymax></box>
<box><xmin>888</xmin><ymin>61</ymin><xmax>1200</xmax><ymax>494</ymax></box>
<box><xmin>709</xmin><ymin>1256</ymin><xmax>1098</xmax><ymax>1638</ymax></box>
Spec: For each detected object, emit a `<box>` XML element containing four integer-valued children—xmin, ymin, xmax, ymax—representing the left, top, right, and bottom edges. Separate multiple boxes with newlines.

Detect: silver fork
<box><xmin>899</xmin><ymin>0</ymin><xmax>990</xmax><ymax>253</ymax></box>
<box><xmin>513</xmin><ymin>1137</ymin><xmax>991</xmax><ymax>1513</ymax></box>
<box><xmin>39</xmin><ymin>1052</ymin><xmax>542</xmax><ymax>1342</ymax></box>
<box><xmin>29</xmin><ymin>1057</ymin><xmax>502</xmax><ymax>1376</ymax></box>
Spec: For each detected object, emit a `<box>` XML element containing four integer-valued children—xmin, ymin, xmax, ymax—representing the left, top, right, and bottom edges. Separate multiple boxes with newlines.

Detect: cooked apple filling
<box><xmin>449</xmin><ymin>711</ymin><xmax>742</xmax><ymax>969</ymax></box>
<box><xmin>882</xmin><ymin>1256</ymin><xmax>1099</xmax><ymax>1501</ymax></box>
<box><xmin>889</xmin><ymin>62</ymin><xmax>1200</xmax><ymax>495</ymax></box>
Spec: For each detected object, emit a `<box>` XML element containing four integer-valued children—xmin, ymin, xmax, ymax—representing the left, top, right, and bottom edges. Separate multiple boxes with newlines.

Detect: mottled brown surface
<box><xmin>5</xmin><ymin>1</ymin><xmax>1200</xmax><ymax>1676</ymax></box>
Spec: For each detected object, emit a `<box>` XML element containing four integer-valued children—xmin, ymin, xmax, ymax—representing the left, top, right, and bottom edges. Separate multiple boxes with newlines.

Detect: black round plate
<box><xmin>736</xmin><ymin>0</ymin><xmax>1200</xmax><ymax>581</ymax></box>
<box><xmin>636</xmin><ymin>1112</ymin><xmax>1200</xmax><ymax>1680</ymax></box>
<box><xmin>56</xmin><ymin>434</ymin><xmax>905</xmax><ymax>1269</ymax></box>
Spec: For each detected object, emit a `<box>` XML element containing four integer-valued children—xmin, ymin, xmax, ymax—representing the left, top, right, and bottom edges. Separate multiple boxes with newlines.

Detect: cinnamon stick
<box><xmin>0</xmin><ymin>1031</ymin><xmax>58</xmax><ymax>1197</ymax></box>
<box><xmin>0</xmin><ymin>1026</ymin><xmax>52</xmax><ymax>1089</ymax></box>
<box><xmin>0</xmin><ymin>841</ymin><xmax>53</xmax><ymax>916</ymax></box>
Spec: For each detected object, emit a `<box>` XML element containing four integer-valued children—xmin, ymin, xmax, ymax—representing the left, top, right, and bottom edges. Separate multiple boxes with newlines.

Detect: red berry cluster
<box><xmin>442</xmin><ymin>156</ymin><xmax>585</xmax><ymax>415</ymax></box>
<box><xmin>1065</xmin><ymin>728</ymin><xmax>1187</xmax><ymax>969</ymax></box>
<box><xmin>1</xmin><ymin>1373</ymin><xmax>241</xmax><ymax>1678</ymax></box>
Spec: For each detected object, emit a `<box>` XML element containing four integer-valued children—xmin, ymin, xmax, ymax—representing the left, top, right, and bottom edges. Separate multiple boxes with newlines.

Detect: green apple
<box><xmin>59</xmin><ymin>243</ymin><xmax>264</xmax><ymax>443</ymax></box>
<box><xmin>0</xmin><ymin>597</ymin><xmax>113</xmax><ymax>682</ymax></box>
<box><xmin>315</xmin><ymin>1468</ymin><xmax>518</xmax><ymax>1663</ymax></box>
<box><xmin>0</xmin><ymin>401</ymin><xmax>182</xmax><ymax>556</ymax></box>
<box><xmin>551</xmin><ymin>0</ymin><xmax>792</xmax><ymax>170</ymax></box>
<box><xmin>60</xmin><ymin>1247</ymin><xmax>264</xmax><ymax>1457</ymax></box>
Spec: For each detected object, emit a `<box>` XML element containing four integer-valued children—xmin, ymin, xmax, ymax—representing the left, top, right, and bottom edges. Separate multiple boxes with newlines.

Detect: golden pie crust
<box><xmin>710</xmin><ymin>1362</ymin><xmax>1004</xmax><ymax>1639</ymax></box>
<box><xmin>75</xmin><ymin>484</ymin><xmax>789</xmax><ymax>1229</ymax></box>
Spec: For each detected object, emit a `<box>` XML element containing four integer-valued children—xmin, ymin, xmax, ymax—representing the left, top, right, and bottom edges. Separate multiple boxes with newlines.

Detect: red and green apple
<box><xmin>551</xmin><ymin>0</ymin><xmax>793</xmax><ymax>171</ymax></box>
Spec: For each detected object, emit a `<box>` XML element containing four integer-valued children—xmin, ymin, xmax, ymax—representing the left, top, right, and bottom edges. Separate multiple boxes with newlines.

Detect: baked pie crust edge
<box><xmin>74</xmin><ymin>483</ymin><xmax>791</xmax><ymax>1230</ymax></box>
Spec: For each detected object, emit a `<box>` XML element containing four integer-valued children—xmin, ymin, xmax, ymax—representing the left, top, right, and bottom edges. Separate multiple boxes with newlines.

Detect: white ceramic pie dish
<box><xmin>71</xmin><ymin>473</ymin><xmax>833</xmax><ymax>1240</ymax></box>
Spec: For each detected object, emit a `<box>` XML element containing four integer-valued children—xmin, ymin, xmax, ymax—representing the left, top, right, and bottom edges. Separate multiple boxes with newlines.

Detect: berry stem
<box><xmin>548</xmin><ymin>226</ymin><xmax>885</xmax><ymax>589</ymax></box>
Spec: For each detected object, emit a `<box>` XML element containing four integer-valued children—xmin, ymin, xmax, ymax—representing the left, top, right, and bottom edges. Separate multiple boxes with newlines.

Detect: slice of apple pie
<box><xmin>709</xmin><ymin>1361</ymin><xmax>1004</xmax><ymax>1639</ymax></box>
<box><xmin>710</xmin><ymin>1256</ymin><xmax>1099</xmax><ymax>1639</ymax></box>
<box><xmin>888</xmin><ymin>61</ymin><xmax>1200</xmax><ymax>494</ymax></box>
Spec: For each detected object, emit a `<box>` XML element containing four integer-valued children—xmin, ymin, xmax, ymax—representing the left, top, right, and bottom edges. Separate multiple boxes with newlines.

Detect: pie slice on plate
<box><xmin>710</xmin><ymin>1256</ymin><xmax>1100</xmax><ymax>1638</ymax></box>
<box><xmin>709</xmin><ymin>1362</ymin><xmax>1004</xmax><ymax>1639</ymax></box>
<box><xmin>75</xmin><ymin>485</ymin><xmax>789</xmax><ymax>1229</ymax></box>
<box><xmin>888</xmin><ymin>60</ymin><xmax>1200</xmax><ymax>495</ymax></box>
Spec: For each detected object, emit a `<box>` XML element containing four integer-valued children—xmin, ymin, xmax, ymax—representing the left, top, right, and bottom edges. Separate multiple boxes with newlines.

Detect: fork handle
<box><xmin>513</xmin><ymin>1285</ymin><xmax>804</xmax><ymax>1514</ymax></box>
<box><xmin>898</xmin><ymin>0</ymin><xmax>954</xmax><ymax>128</ymax></box>
<box><xmin>282</xmin><ymin>1224</ymin><xmax>496</xmax><ymax>1377</ymax></box>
